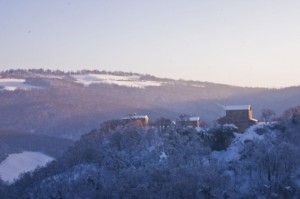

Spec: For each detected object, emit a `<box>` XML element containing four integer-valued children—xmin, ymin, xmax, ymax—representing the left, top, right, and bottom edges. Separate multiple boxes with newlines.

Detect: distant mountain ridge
<box><xmin>0</xmin><ymin>69</ymin><xmax>299</xmax><ymax>139</ymax></box>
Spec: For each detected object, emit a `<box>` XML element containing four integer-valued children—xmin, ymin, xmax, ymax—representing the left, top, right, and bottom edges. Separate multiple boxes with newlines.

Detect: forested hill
<box><xmin>1</xmin><ymin>110</ymin><xmax>300</xmax><ymax>198</ymax></box>
<box><xmin>1</xmin><ymin>69</ymin><xmax>300</xmax><ymax>139</ymax></box>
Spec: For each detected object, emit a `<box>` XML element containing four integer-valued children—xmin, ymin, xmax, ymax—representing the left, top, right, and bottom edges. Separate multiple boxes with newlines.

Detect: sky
<box><xmin>0</xmin><ymin>0</ymin><xmax>300</xmax><ymax>88</ymax></box>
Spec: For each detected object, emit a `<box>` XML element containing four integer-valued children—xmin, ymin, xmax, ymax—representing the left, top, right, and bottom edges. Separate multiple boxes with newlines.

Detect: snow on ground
<box><xmin>73</xmin><ymin>74</ymin><xmax>162</xmax><ymax>88</ymax></box>
<box><xmin>211</xmin><ymin>124</ymin><xmax>266</xmax><ymax>162</ymax></box>
<box><xmin>190</xmin><ymin>84</ymin><xmax>205</xmax><ymax>88</ymax></box>
<box><xmin>234</xmin><ymin>124</ymin><xmax>267</xmax><ymax>143</ymax></box>
<box><xmin>0</xmin><ymin>151</ymin><xmax>54</xmax><ymax>184</ymax></box>
<box><xmin>159</xmin><ymin>152</ymin><xmax>168</xmax><ymax>163</ymax></box>
<box><xmin>211</xmin><ymin>142</ymin><xmax>241</xmax><ymax>162</ymax></box>
<box><xmin>0</xmin><ymin>78</ymin><xmax>41</xmax><ymax>91</ymax></box>
<box><xmin>35</xmin><ymin>74</ymin><xmax>64</xmax><ymax>79</ymax></box>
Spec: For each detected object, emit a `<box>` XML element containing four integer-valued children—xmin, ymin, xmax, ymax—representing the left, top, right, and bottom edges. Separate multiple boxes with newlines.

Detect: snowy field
<box><xmin>0</xmin><ymin>151</ymin><xmax>54</xmax><ymax>184</ymax></box>
<box><xmin>0</xmin><ymin>78</ymin><xmax>41</xmax><ymax>91</ymax></box>
<box><xmin>73</xmin><ymin>74</ymin><xmax>163</xmax><ymax>88</ymax></box>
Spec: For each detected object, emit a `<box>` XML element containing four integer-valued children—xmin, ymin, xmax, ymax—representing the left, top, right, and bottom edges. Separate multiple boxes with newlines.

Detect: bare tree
<box><xmin>261</xmin><ymin>108</ymin><xmax>276</xmax><ymax>124</ymax></box>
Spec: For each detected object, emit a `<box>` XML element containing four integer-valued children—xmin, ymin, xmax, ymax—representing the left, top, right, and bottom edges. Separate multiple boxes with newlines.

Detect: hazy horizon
<box><xmin>1</xmin><ymin>0</ymin><xmax>300</xmax><ymax>88</ymax></box>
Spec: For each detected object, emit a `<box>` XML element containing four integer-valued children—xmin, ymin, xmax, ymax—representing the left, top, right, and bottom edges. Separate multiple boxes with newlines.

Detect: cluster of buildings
<box><xmin>121</xmin><ymin>105</ymin><xmax>258</xmax><ymax>132</ymax></box>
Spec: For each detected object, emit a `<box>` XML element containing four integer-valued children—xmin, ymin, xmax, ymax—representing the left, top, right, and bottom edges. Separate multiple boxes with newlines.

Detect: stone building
<box><xmin>122</xmin><ymin>113</ymin><xmax>149</xmax><ymax>126</ymax></box>
<box><xmin>217</xmin><ymin>105</ymin><xmax>258</xmax><ymax>131</ymax></box>
<box><xmin>177</xmin><ymin>115</ymin><xmax>200</xmax><ymax>127</ymax></box>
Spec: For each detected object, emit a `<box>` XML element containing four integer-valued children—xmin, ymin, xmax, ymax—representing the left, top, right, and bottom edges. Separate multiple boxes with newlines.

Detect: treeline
<box><xmin>0</xmin><ymin>68</ymin><xmax>178</xmax><ymax>84</ymax></box>
<box><xmin>0</xmin><ymin>69</ymin><xmax>172</xmax><ymax>82</ymax></box>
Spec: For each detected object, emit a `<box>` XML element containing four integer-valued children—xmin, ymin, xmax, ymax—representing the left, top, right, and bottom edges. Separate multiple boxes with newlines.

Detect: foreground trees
<box><xmin>2</xmin><ymin>113</ymin><xmax>300</xmax><ymax>198</ymax></box>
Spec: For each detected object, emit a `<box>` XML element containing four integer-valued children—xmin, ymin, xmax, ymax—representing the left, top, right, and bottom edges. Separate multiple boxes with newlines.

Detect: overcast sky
<box><xmin>1</xmin><ymin>0</ymin><xmax>300</xmax><ymax>88</ymax></box>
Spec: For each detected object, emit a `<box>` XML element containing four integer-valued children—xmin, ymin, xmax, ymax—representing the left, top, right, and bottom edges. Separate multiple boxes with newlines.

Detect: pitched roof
<box><xmin>179</xmin><ymin>116</ymin><xmax>200</xmax><ymax>122</ymax></box>
<box><xmin>224</xmin><ymin>105</ymin><xmax>251</xmax><ymax>111</ymax></box>
<box><xmin>122</xmin><ymin>115</ymin><xmax>148</xmax><ymax>120</ymax></box>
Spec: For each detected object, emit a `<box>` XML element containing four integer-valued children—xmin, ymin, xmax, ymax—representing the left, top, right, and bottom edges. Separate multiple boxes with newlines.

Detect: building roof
<box><xmin>179</xmin><ymin>116</ymin><xmax>200</xmax><ymax>122</ymax></box>
<box><xmin>224</xmin><ymin>105</ymin><xmax>251</xmax><ymax>111</ymax></box>
<box><xmin>122</xmin><ymin>114</ymin><xmax>148</xmax><ymax>120</ymax></box>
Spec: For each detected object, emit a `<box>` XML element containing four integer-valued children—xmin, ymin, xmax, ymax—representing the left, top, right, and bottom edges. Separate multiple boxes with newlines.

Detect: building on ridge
<box><xmin>122</xmin><ymin>113</ymin><xmax>149</xmax><ymax>126</ymax></box>
<box><xmin>177</xmin><ymin>114</ymin><xmax>200</xmax><ymax>127</ymax></box>
<box><xmin>217</xmin><ymin>105</ymin><xmax>258</xmax><ymax>132</ymax></box>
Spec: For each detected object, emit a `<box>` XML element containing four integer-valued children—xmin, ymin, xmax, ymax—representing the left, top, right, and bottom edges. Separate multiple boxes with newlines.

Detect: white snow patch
<box><xmin>35</xmin><ymin>74</ymin><xmax>64</xmax><ymax>79</ymax></box>
<box><xmin>191</xmin><ymin>84</ymin><xmax>205</xmax><ymax>88</ymax></box>
<box><xmin>211</xmin><ymin>144</ymin><xmax>241</xmax><ymax>162</ymax></box>
<box><xmin>211</xmin><ymin>124</ymin><xmax>265</xmax><ymax>162</ymax></box>
<box><xmin>0</xmin><ymin>78</ymin><xmax>41</xmax><ymax>91</ymax></box>
<box><xmin>160</xmin><ymin>152</ymin><xmax>167</xmax><ymax>159</ymax></box>
<box><xmin>236</xmin><ymin>125</ymin><xmax>265</xmax><ymax>143</ymax></box>
<box><xmin>73</xmin><ymin>74</ymin><xmax>162</xmax><ymax>88</ymax></box>
<box><xmin>201</xmin><ymin>157</ymin><xmax>210</xmax><ymax>166</ymax></box>
<box><xmin>159</xmin><ymin>152</ymin><xmax>168</xmax><ymax>163</ymax></box>
<box><xmin>195</xmin><ymin>127</ymin><xmax>205</xmax><ymax>132</ymax></box>
<box><xmin>0</xmin><ymin>151</ymin><xmax>54</xmax><ymax>184</ymax></box>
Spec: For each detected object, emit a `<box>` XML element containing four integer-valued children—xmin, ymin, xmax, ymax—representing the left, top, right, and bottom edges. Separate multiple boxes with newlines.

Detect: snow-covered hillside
<box><xmin>73</xmin><ymin>74</ymin><xmax>163</xmax><ymax>88</ymax></box>
<box><xmin>0</xmin><ymin>151</ymin><xmax>54</xmax><ymax>184</ymax></box>
<box><xmin>0</xmin><ymin>78</ymin><xmax>41</xmax><ymax>91</ymax></box>
<box><xmin>2</xmin><ymin>119</ymin><xmax>299</xmax><ymax>198</ymax></box>
<box><xmin>1</xmin><ymin>69</ymin><xmax>300</xmax><ymax>141</ymax></box>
